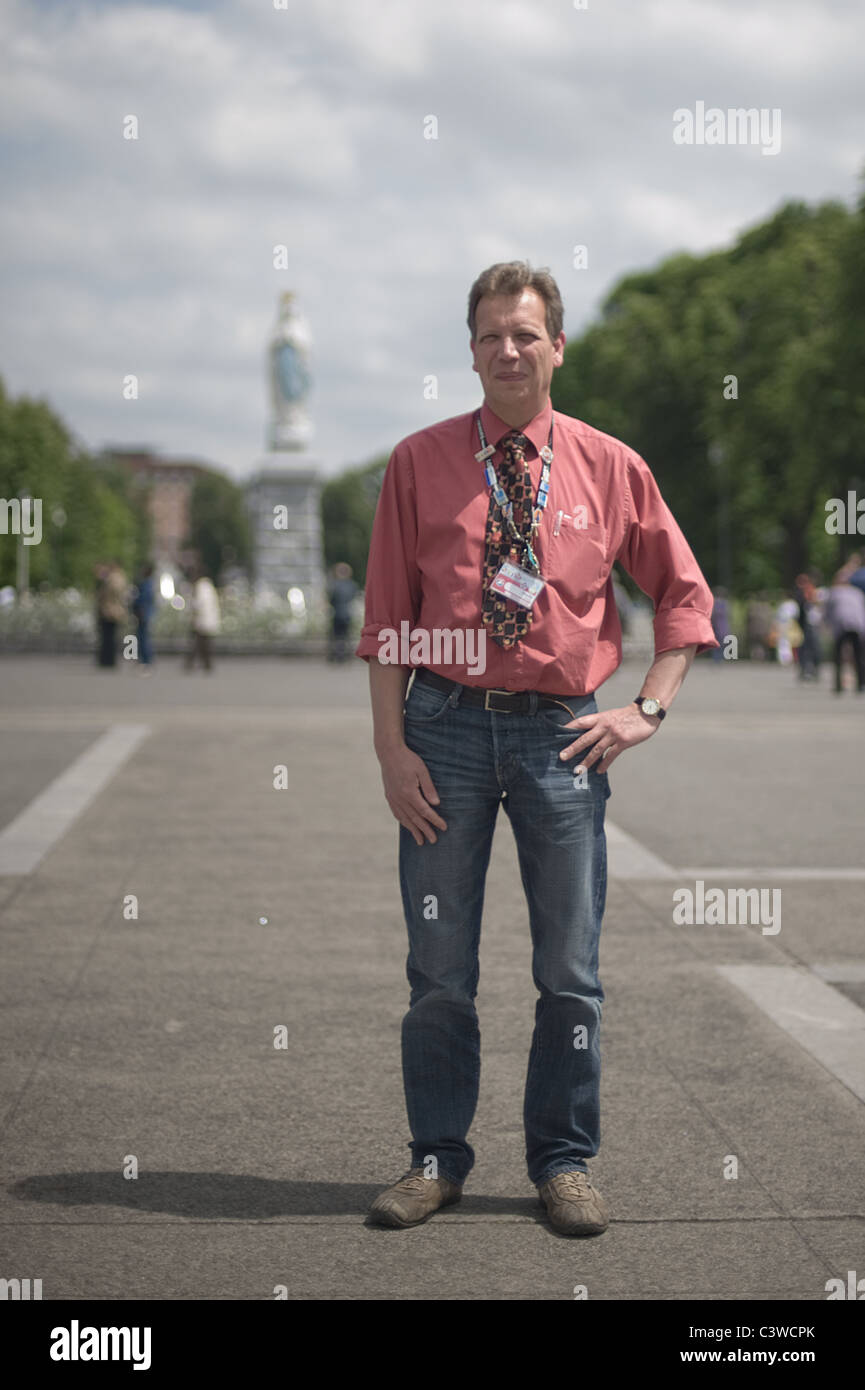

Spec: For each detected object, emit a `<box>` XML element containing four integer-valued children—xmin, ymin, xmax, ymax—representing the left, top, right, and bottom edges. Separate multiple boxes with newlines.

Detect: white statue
<box><xmin>269</xmin><ymin>292</ymin><xmax>312</xmax><ymax>450</ymax></box>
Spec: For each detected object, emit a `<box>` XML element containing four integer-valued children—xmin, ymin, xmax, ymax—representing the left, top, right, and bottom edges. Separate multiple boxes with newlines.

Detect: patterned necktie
<box><xmin>481</xmin><ymin>432</ymin><xmax>536</xmax><ymax>647</ymax></box>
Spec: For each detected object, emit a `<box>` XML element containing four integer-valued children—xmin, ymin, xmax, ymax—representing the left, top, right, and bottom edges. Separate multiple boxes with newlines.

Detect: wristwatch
<box><xmin>634</xmin><ymin>696</ymin><xmax>666</xmax><ymax>721</ymax></box>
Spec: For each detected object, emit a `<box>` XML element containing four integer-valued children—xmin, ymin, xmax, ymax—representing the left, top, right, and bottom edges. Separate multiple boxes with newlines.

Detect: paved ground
<box><xmin>0</xmin><ymin>652</ymin><xmax>863</xmax><ymax>1301</ymax></box>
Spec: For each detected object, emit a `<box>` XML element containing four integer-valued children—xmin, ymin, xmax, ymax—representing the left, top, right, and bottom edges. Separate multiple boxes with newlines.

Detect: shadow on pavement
<box><xmin>9</xmin><ymin>1173</ymin><xmax>544</xmax><ymax>1221</ymax></box>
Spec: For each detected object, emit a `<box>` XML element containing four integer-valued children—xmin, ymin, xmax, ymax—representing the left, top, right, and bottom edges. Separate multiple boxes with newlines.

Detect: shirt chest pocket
<box><xmin>541</xmin><ymin>520</ymin><xmax>610</xmax><ymax>614</ymax></box>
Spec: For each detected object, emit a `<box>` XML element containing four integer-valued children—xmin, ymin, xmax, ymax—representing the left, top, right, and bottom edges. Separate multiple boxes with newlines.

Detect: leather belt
<box><xmin>413</xmin><ymin>667</ymin><xmax>584</xmax><ymax>717</ymax></box>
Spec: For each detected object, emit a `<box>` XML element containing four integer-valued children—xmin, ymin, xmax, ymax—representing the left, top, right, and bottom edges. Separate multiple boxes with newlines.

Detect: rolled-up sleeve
<box><xmin>617</xmin><ymin>451</ymin><xmax>718</xmax><ymax>655</ymax></box>
<box><xmin>354</xmin><ymin>443</ymin><xmax>422</xmax><ymax>662</ymax></box>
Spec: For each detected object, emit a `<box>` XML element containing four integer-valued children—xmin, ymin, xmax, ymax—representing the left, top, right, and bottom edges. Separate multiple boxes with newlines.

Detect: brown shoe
<box><xmin>537</xmin><ymin>1171</ymin><xmax>609</xmax><ymax>1236</ymax></box>
<box><xmin>368</xmin><ymin>1167</ymin><xmax>462</xmax><ymax>1228</ymax></box>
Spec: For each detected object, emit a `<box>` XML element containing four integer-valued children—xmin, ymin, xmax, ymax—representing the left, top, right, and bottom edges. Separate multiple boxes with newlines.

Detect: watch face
<box><xmin>641</xmin><ymin>698</ymin><xmax>660</xmax><ymax>716</ymax></box>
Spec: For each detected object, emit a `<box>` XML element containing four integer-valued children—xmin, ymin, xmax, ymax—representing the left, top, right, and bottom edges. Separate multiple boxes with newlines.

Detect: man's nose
<box><xmin>498</xmin><ymin>337</ymin><xmax>519</xmax><ymax>358</ymax></box>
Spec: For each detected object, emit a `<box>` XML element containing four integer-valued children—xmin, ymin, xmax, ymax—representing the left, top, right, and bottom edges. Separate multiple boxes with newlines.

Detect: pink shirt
<box><xmin>355</xmin><ymin>399</ymin><xmax>718</xmax><ymax>694</ymax></box>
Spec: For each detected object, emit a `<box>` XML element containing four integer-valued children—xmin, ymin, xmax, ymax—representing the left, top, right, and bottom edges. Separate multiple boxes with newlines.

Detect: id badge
<box><xmin>489</xmin><ymin>560</ymin><xmax>546</xmax><ymax>609</ymax></box>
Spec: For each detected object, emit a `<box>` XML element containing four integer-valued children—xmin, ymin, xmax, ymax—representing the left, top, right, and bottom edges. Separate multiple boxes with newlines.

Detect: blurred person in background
<box><xmin>746</xmin><ymin>593</ymin><xmax>772</xmax><ymax>661</ymax></box>
<box><xmin>93</xmin><ymin>561</ymin><xmax>107</xmax><ymax>645</ymax></box>
<box><xmin>327</xmin><ymin>561</ymin><xmax>359</xmax><ymax>664</ymax></box>
<box><xmin>710</xmin><ymin>587</ymin><xmax>729</xmax><ymax>663</ymax></box>
<box><xmin>95</xmin><ymin>559</ymin><xmax>128</xmax><ymax>669</ymax></box>
<box><xmin>793</xmin><ymin>572</ymin><xmax>822</xmax><ymax>682</ymax></box>
<box><xmin>184</xmin><ymin>564</ymin><xmax>221</xmax><ymax>673</ymax></box>
<box><xmin>838</xmin><ymin>551</ymin><xmax>865</xmax><ymax>599</ymax></box>
<box><xmin>824</xmin><ymin>571</ymin><xmax>865</xmax><ymax>694</ymax></box>
<box><xmin>132</xmin><ymin>562</ymin><xmax>156</xmax><ymax>675</ymax></box>
<box><xmin>773</xmin><ymin>593</ymin><xmax>803</xmax><ymax>668</ymax></box>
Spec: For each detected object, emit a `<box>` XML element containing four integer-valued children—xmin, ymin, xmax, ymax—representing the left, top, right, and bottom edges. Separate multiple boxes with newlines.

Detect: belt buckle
<box><xmin>484</xmin><ymin>688</ymin><xmax>513</xmax><ymax>712</ymax></box>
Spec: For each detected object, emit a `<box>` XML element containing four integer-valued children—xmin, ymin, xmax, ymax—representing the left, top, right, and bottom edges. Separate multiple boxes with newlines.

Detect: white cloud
<box><xmin>0</xmin><ymin>0</ymin><xmax>862</xmax><ymax>482</ymax></box>
<box><xmin>645</xmin><ymin>0</ymin><xmax>852</xmax><ymax>79</ymax></box>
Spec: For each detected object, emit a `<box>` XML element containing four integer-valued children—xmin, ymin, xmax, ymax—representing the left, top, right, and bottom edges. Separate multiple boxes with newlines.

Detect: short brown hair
<box><xmin>467</xmin><ymin>261</ymin><xmax>564</xmax><ymax>342</ymax></box>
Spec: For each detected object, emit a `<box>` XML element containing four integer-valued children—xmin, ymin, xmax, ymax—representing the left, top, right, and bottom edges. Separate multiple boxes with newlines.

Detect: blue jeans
<box><xmin>398</xmin><ymin>674</ymin><xmax>611</xmax><ymax>1188</ymax></box>
<box><xmin>137</xmin><ymin>619</ymin><xmax>153</xmax><ymax>666</ymax></box>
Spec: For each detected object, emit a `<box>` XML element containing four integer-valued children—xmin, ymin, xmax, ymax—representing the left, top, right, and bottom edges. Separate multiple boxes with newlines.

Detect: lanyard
<box><xmin>474</xmin><ymin>411</ymin><xmax>553</xmax><ymax>575</ymax></box>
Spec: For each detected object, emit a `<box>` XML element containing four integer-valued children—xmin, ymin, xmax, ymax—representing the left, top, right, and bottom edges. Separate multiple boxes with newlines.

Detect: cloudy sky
<box><xmin>1</xmin><ymin>0</ymin><xmax>863</xmax><ymax>482</ymax></box>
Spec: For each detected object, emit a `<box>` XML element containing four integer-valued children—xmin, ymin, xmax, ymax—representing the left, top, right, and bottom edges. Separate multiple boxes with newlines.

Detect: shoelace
<box><xmin>395</xmin><ymin>1169</ymin><xmax>435</xmax><ymax>1194</ymax></box>
<box><xmin>551</xmin><ymin>1172</ymin><xmax>593</xmax><ymax>1200</ymax></box>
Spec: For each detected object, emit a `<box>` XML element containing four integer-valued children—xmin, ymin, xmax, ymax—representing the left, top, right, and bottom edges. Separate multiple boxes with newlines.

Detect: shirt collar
<box><xmin>479</xmin><ymin>398</ymin><xmax>553</xmax><ymax>458</ymax></box>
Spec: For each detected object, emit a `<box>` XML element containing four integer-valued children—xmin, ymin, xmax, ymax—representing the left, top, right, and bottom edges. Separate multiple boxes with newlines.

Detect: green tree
<box><xmin>829</xmin><ymin>175</ymin><xmax>865</xmax><ymax>574</ymax></box>
<box><xmin>321</xmin><ymin>454</ymin><xmax>389</xmax><ymax>586</ymax></box>
<box><xmin>552</xmin><ymin>198</ymin><xmax>858</xmax><ymax>592</ymax></box>
<box><xmin>186</xmin><ymin>471</ymin><xmax>252</xmax><ymax>583</ymax></box>
<box><xmin>0</xmin><ymin>379</ymin><xmax>147</xmax><ymax>589</ymax></box>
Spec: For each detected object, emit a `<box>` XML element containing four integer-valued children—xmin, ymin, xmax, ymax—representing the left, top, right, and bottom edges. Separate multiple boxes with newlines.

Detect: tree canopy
<box><xmin>0</xmin><ymin>382</ymin><xmax>148</xmax><ymax>588</ymax></box>
<box><xmin>551</xmin><ymin>195</ymin><xmax>865</xmax><ymax>591</ymax></box>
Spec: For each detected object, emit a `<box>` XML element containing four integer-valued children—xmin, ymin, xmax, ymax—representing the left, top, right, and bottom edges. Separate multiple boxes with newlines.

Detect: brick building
<box><xmin>101</xmin><ymin>448</ymin><xmax>209</xmax><ymax>575</ymax></box>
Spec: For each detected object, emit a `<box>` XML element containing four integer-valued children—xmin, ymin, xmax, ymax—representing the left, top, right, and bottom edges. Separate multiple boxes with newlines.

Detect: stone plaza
<box><xmin>0</xmin><ymin>653</ymin><xmax>863</xmax><ymax>1300</ymax></box>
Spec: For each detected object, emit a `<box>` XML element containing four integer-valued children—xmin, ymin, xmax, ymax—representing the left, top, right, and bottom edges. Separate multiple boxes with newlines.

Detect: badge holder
<box><xmin>489</xmin><ymin>560</ymin><xmax>546</xmax><ymax>609</ymax></box>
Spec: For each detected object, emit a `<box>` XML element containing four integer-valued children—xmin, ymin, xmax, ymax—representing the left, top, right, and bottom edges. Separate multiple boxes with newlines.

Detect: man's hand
<box><xmin>557</xmin><ymin>704</ymin><xmax>660</xmax><ymax>775</ymax></box>
<box><xmin>378</xmin><ymin>743</ymin><xmax>448</xmax><ymax>846</ymax></box>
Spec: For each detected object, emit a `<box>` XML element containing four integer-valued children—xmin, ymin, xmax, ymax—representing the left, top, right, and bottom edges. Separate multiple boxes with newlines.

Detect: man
<box><xmin>823</xmin><ymin>571</ymin><xmax>865</xmax><ymax>693</ymax></box>
<box><xmin>327</xmin><ymin>561</ymin><xmax>359</xmax><ymax>663</ymax></box>
<box><xmin>132</xmin><ymin>561</ymin><xmax>156</xmax><ymax>674</ymax></box>
<box><xmin>793</xmin><ymin>573</ymin><xmax>821</xmax><ymax>682</ymax></box>
<box><xmin>184</xmin><ymin>564</ymin><xmax>221</xmax><ymax>673</ymax></box>
<box><xmin>355</xmin><ymin>262</ymin><xmax>717</xmax><ymax>1236</ymax></box>
<box><xmin>838</xmin><ymin>552</ymin><xmax>865</xmax><ymax>605</ymax></box>
<box><xmin>95</xmin><ymin>559</ymin><xmax>128</xmax><ymax>669</ymax></box>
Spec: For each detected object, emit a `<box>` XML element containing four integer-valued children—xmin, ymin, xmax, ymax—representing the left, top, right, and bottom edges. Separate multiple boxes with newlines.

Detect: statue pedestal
<box><xmin>245</xmin><ymin>455</ymin><xmax>326</xmax><ymax>622</ymax></box>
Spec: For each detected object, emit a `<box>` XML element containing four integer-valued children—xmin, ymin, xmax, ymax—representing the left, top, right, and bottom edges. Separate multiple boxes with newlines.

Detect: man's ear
<box><xmin>553</xmin><ymin>332</ymin><xmax>566</xmax><ymax>366</ymax></box>
<box><xmin>470</xmin><ymin>340</ymin><xmax>479</xmax><ymax>374</ymax></box>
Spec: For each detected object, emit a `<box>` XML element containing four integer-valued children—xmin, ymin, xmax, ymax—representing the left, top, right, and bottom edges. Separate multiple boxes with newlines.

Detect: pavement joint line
<box><xmin>629</xmin><ymin>1040</ymin><xmax>792</xmax><ymax>1223</ymax></box>
<box><xmin>240</xmin><ymin>1294</ymin><xmax>836</xmax><ymax>1301</ymax></box>
<box><xmin>717</xmin><ymin>964</ymin><xmax>865</xmax><ymax>1104</ymax></box>
<box><xmin>205</xmin><ymin>1293</ymin><xmax>840</xmax><ymax>1300</ymax></box>
<box><xmin>0</xmin><ymin>856</ymin><xmax>145</xmax><ymax>1137</ymax></box>
<box><xmin>1</xmin><ymin>1214</ymin><xmax>861</xmax><ymax>1226</ymax></box>
<box><xmin>0</xmin><ymin>723</ymin><xmax>151</xmax><ymax>876</ymax></box>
